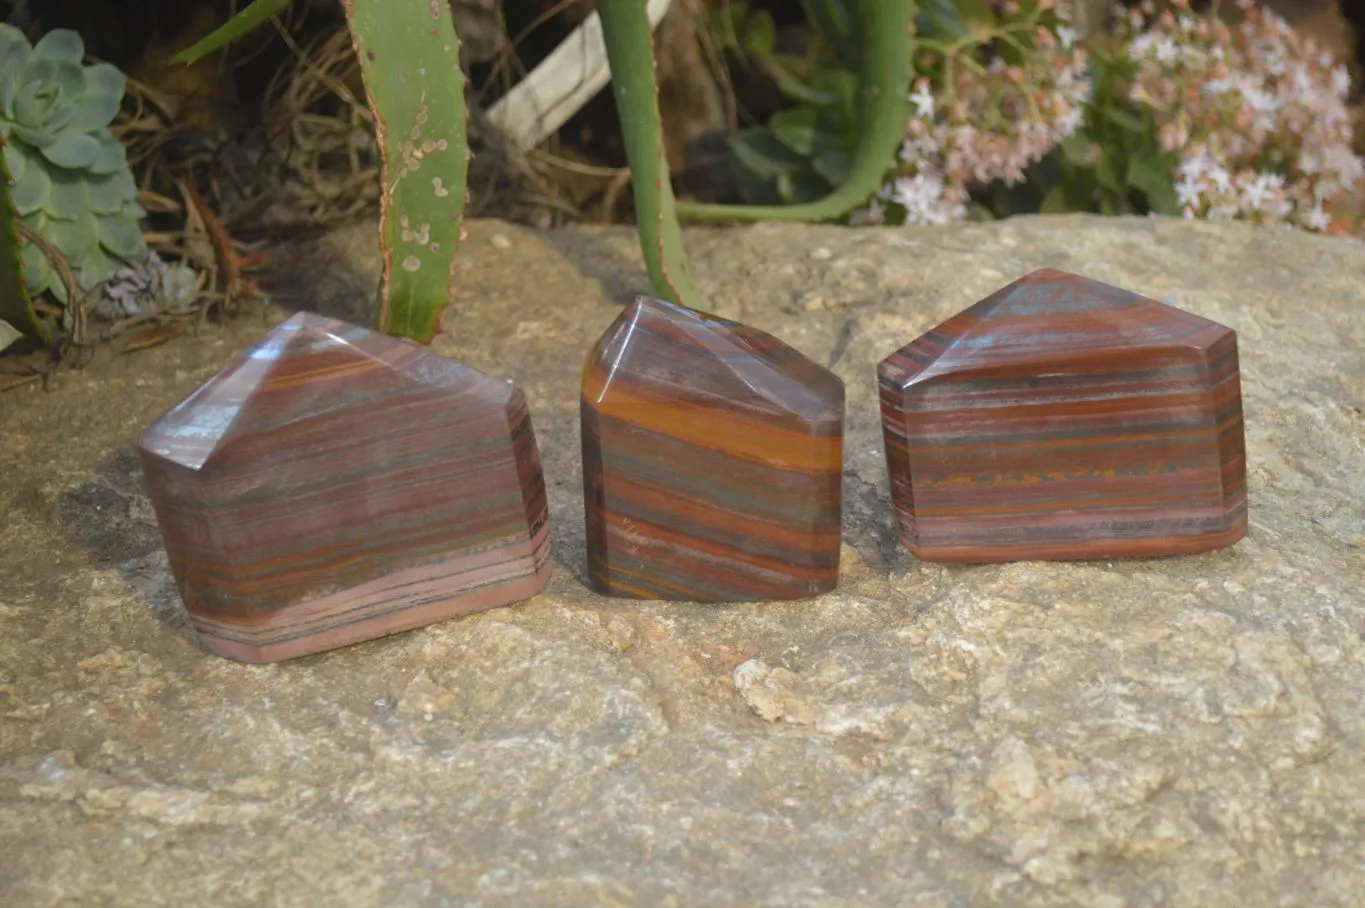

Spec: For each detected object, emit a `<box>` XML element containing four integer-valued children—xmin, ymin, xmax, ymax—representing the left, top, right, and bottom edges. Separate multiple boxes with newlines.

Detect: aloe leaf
<box><xmin>0</xmin><ymin>136</ymin><xmax>50</xmax><ymax>343</ymax></box>
<box><xmin>342</xmin><ymin>0</ymin><xmax>468</xmax><ymax>342</ymax></box>
<box><xmin>598</xmin><ymin>0</ymin><xmax>707</xmax><ymax>310</ymax></box>
<box><xmin>172</xmin><ymin>0</ymin><xmax>295</xmax><ymax>65</ymax></box>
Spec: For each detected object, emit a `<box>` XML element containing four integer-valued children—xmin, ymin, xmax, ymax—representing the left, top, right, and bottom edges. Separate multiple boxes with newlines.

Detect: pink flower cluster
<box><xmin>1121</xmin><ymin>0</ymin><xmax>1362</xmax><ymax>231</ymax></box>
<box><xmin>859</xmin><ymin>0</ymin><xmax>1363</xmax><ymax>233</ymax></box>
<box><xmin>859</xmin><ymin>0</ymin><xmax>1091</xmax><ymax>225</ymax></box>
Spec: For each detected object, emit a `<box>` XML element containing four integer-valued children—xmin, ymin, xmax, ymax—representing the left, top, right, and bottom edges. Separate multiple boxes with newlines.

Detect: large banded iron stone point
<box><xmin>138</xmin><ymin>312</ymin><xmax>552</xmax><ymax>662</ymax></box>
<box><xmin>878</xmin><ymin>268</ymin><xmax>1247</xmax><ymax>563</ymax></box>
<box><xmin>581</xmin><ymin>296</ymin><xmax>845</xmax><ymax>601</ymax></box>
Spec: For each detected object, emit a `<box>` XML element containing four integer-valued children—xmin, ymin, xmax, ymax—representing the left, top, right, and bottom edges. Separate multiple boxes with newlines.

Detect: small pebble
<box><xmin>810</xmin><ymin>247</ymin><xmax>832</xmax><ymax>261</ymax></box>
<box><xmin>490</xmin><ymin>234</ymin><xmax>512</xmax><ymax>250</ymax></box>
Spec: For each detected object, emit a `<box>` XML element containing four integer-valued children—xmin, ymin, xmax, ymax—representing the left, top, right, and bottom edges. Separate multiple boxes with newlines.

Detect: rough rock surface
<box><xmin>1</xmin><ymin>215</ymin><xmax>1363</xmax><ymax>907</ymax></box>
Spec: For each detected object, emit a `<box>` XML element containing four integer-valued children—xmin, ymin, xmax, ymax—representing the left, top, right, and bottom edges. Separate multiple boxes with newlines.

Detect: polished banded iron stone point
<box><xmin>138</xmin><ymin>312</ymin><xmax>552</xmax><ymax>663</ymax></box>
<box><xmin>878</xmin><ymin>268</ymin><xmax>1247</xmax><ymax>563</ymax></box>
<box><xmin>581</xmin><ymin>296</ymin><xmax>845</xmax><ymax>601</ymax></box>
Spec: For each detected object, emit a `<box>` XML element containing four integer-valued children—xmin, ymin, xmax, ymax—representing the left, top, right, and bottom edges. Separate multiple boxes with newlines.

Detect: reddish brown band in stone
<box><xmin>878</xmin><ymin>268</ymin><xmax>1247</xmax><ymax>563</ymax></box>
<box><xmin>139</xmin><ymin>312</ymin><xmax>552</xmax><ymax>662</ymax></box>
<box><xmin>581</xmin><ymin>296</ymin><xmax>845</xmax><ymax>601</ymax></box>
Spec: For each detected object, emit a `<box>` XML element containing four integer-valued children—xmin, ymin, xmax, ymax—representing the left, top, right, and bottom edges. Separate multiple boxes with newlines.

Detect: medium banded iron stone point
<box><xmin>878</xmin><ymin>268</ymin><xmax>1247</xmax><ymax>563</ymax></box>
<box><xmin>138</xmin><ymin>312</ymin><xmax>552</xmax><ymax>663</ymax></box>
<box><xmin>581</xmin><ymin>296</ymin><xmax>845</xmax><ymax>601</ymax></box>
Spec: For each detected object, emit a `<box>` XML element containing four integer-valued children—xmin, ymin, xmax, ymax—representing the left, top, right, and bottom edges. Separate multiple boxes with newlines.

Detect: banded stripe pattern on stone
<box><xmin>878</xmin><ymin>268</ymin><xmax>1247</xmax><ymax>563</ymax></box>
<box><xmin>581</xmin><ymin>297</ymin><xmax>845</xmax><ymax>601</ymax></box>
<box><xmin>138</xmin><ymin>312</ymin><xmax>552</xmax><ymax>662</ymax></box>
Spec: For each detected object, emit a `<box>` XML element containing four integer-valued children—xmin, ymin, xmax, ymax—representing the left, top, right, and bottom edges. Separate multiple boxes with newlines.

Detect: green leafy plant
<box><xmin>681</xmin><ymin>0</ymin><xmax>913</xmax><ymax>223</ymax></box>
<box><xmin>170</xmin><ymin>0</ymin><xmax>294</xmax><ymax>65</ymax></box>
<box><xmin>706</xmin><ymin>0</ymin><xmax>863</xmax><ymax>207</ymax></box>
<box><xmin>179</xmin><ymin>0</ymin><xmax>701</xmax><ymax>320</ymax></box>
<box><xmin>1039</xmin><ymin>36</ymin><xmax>1180</xmax><ymax>218</ymax></box>
<box><xmin>0</xmin><ymin>24</ymin><xmax>145</xmax><ymax>316</ymax></box>
<box><xmin>176</xmin><ymin>0</ymin><xmax>915</xmax><ymax>328</ymax></box>
<box><xmin>853</xmin><ymin>0</ymin><xmax>1359</xmax><ymax>232</ymax></box>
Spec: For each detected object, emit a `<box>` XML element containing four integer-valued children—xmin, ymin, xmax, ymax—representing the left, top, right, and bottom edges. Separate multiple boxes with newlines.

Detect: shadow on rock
<box><xmin>528</xmin><ymin>406</ymin><xmax>594</xmax><ymax>591</ymax></box>
<box><xmin>56</xmin><ymin>446</ymin><xmax>199</xmax><ymax>647</ymax></box>
<box><xmin>534</xmin><ymin>227</ymin><xmax>652</xmax><ymax>307</ymax></box>
<box><xmin>261</xmin><ymin>227</ymin><xmax>379</xmax><ymax>325</ymax></box>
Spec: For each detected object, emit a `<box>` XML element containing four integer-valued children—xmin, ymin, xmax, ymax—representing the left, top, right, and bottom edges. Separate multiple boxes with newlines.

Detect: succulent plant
<box><xmin>0</xmin><ymin>24</ymin><xmax>145</xmax><ymax>306</ymax></box>
<box><xmin>97</xmin><ymin>250</ymin><xmax>200</xmax><ymax>320</ymax></box>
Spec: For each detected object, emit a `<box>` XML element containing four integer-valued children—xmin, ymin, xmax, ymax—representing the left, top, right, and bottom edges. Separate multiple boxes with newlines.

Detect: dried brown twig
<box><xmin>14</xmin><ymin>219</ymin><xmax>88</xmax><ymax>351</ymax></box>
<box><xmin>238</xmin><ymin>24</ymin><xmax>380</xmax><ymax>232</ymax></box>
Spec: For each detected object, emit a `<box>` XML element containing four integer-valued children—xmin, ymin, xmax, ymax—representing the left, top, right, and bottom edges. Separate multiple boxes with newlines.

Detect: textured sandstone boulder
<box><xmin>1</xmin><ymin>215</ymin><xmax>1361</xmax><ymax>907</ymax></box>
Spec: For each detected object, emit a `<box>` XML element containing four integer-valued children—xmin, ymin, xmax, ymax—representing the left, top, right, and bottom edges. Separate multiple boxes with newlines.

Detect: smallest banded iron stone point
<box><xmin>581</xmin><ymin>296</ymin><xmax>845</xmax><ymax>601</ymax></box>
<box><xmin>138</xmin><ymin>312</ymin><xmax>552</xmax><ymax>663</ymax></box>
<box><xmin>878</xmin><ymin>268</ymin><xmax>1247</xmax><ymax>563</ymax></box>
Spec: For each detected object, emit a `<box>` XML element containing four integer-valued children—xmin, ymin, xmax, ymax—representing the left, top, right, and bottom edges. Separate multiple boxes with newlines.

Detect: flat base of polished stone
<box><xmin>191</xmin><ymin>526</ymin><xmax>552</xmax><ymax>663</ymax></box>
<box><xmin>903</xmin><ymin>519</ymin><xmax>1248</xmax><ymax>564</ymax></box>
<box><xmin>584</xmin><ymin>563</ymin><xmax>839</xmax><ymax>603</ymax></box>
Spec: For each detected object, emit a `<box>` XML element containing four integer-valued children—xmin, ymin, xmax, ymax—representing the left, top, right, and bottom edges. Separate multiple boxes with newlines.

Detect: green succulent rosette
<box><xmin>0</xmin><ymin>24</ymin><xmax>145</xmax><ymax>304</ymax></box>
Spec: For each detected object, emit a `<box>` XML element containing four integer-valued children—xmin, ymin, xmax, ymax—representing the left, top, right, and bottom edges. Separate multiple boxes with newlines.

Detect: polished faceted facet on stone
<box><xmin>878</xmin><ymin>268</ymin><xmax>1247</xmax><ymax>563</ymax></box>
<box><xmin>581</xmin><ymin>296</ymin><xmax>845</xmax><ymax>601</ymax></box>
<box><xmin>138</xmin><ymin>312</ymin><xmax>552</xmax><ymax>662</ymax></box>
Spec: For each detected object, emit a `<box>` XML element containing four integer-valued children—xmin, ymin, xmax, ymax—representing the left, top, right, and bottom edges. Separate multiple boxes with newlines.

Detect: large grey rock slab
<box><xmin>1</xmin><ymin>215</ymin><xmax>1362</xmax><ymax>907</ymax></box>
